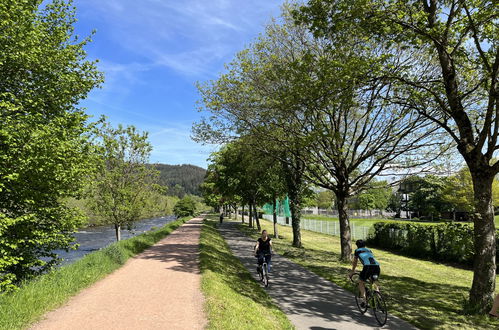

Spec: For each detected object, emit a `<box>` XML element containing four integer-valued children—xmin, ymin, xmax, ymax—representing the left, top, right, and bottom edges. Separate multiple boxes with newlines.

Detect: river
<box><xmin>55</xmin><ymin>215</ymin><xmax>177</xmax><ymax>266</ymax></box>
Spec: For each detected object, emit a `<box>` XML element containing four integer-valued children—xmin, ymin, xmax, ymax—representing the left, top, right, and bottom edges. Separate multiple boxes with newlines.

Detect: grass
<box><xmin>199</xmin><ymin>216</ymin><xmax>293</xmax><ymax>330</ymax></box>
<box><xmin>301</xmin><ymin>214</ymin><xmax>443</xmax><ymax>226</ymax></box>
<box><xmin>0</xmin><ymin>216</ymin><xmax>190</xmax><ymax>330</ymax></box>
<box><xmin>239</xmin><ymin>219</ymin><xmax>499</xmax><ymax>330</ymax></box>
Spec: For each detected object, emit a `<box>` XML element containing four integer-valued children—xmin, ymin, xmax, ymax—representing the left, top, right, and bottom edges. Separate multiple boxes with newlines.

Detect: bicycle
<box><xmin>350</xmin><ymin>272</ymin><xmax>388</xmax><ymax>326</ymax></box>
<box><xmin>255</xmin><ymin>253</ymin><xmax>271</xmax><ymax>287</ymax></box>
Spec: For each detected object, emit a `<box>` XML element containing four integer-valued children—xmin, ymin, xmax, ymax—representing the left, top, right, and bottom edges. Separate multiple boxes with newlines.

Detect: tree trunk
<box><xmin>273</xmin><ymin>197</ymin><xmax>279</xmax><ymax>238</ymax></box>
<box><xmin>234</xmin><ymin>205</ymin><xmax>238</xmax><ymax>220</ymax></box>
<box><xmin>337</xmin><ymin>193</ymin><xmax>352</xmax><ymax>261</ymax></box>
<box><xmin>289</xmin><ymin>193</ymin><xmax>302</xmax><ymax>248</ymax></box>
<box><xmin>242</xmin><ymin>205</ymin><xmax>245</xmax><ymax>223</ymax></box>
<box><xmin>249</xmin><ymin>203</ymin><xmax>253</xmax><ymax>228</ymax></box>
<box><xmin>469</xmin><ymin>170</ymin><xmax>496</xmax><ymax>311</ymax></box>
<box><xmin>254</xmin><ymin>202</ymin><xmax>261</xmax><ymax>231</ymax></box>
<box><xmin>115</xmin><ymin>224</ymin><xmax>121</xmax><ymax>241</ymax></box>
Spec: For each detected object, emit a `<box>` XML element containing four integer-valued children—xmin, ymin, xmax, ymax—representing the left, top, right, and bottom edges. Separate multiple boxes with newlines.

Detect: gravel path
<box><xmin>219</xmin><ymin>221</ymin><xmax>418</xmax><ymax>330</ymax></box>
<box><xmin>31</xmin><ymin>217</ymin><xmax>206</xmax><ymax>330</ymax></box>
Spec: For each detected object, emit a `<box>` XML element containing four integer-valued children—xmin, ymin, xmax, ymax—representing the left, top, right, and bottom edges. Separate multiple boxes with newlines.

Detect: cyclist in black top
<box><xmin>254</xmin><ymin>230</ymin><xmax>273</xmax><ymax>273</ymax></box>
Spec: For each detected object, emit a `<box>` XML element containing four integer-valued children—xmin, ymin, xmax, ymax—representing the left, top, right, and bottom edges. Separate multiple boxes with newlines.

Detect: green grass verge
<box><xmin>0</xmin><ymin>216</ymin><xmax>190</xmax><ymax>330</ymax></box>
<box><xmin>200</xmin><ymin>216</ymin><xmax>293</xmax><ymax>330</ymax></box>
<box><xmin>301</xmin><ymin>214</ymin><xmax>441</xmax><ymax>226</ymax></box>
<box><xmin>239</xmin><ymin>219</ymin><xmax>499</xmax><ymax>330</ymax></box>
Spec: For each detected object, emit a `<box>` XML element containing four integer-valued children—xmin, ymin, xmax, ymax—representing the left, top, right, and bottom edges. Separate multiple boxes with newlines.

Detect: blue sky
<box><xmin>72</xmin><ymin>0</ymin><xmax>283</xmax><ymax>168</ymax></box>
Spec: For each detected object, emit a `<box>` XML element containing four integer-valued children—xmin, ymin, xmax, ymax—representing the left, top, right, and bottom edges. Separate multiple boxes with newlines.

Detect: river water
<box><xmin>55</xmin><ymin>215</ymin><xmax>177</xmax><ymax>266</ymax></box>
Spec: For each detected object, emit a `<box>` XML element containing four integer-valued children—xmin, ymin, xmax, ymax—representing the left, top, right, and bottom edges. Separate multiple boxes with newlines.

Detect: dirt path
<box><xmin>31</xmin><ymin>217</ymin><xmax>206</xmax><ymax>330</ymax></box>
<box><xmin>219</xmin><ymin>221</ymin><xmax>418</xmax><ymax>330</ymax></box>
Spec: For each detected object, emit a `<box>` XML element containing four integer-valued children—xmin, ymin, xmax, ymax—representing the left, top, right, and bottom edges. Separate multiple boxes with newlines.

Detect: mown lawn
<box><xmin>199</xmin><ymin>216</ymin><xmax>293</xmax><ymax>330</ymax></box>
<box><xmin>301</xmin><ymin>214</ymin><xmax>443</xmax><ymax>226</ymax></box>
<box><xmin>0</xmin><ymin>216</ymin><xmax>190</xmax><ymax>330</ymax></box>
<box><xmin>239</xmin><ymin>219</ymin><xmax>499</xmax><ymax>330</ymax></box>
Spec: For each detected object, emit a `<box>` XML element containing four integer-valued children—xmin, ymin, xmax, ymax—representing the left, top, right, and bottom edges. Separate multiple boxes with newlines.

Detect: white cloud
<box><xmin>76</xmin><ymin>0</ymin><xmax>281</xmax><ymax>77</ymax></box>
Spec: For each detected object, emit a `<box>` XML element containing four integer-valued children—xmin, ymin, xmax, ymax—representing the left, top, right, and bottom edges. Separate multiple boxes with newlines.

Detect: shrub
<box><xmin>367</xmin><ymin>222</ymin><xmax>492</xmax><ymax>268</ymax></box>
<box><xmin>173</xmin><ymin>196</ymin><xmax>196</xmax><ymax>217</ymax></box>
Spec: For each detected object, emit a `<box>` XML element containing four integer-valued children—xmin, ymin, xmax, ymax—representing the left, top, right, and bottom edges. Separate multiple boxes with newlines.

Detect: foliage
<box><xmin>173</xmin><ymin>196</ymin><xmax>197</xmax><ymax>217</ymax></box>
<box><xmin>315</xmin><ymin>190</ymin><xmax>334</xmax><ymax>209</ymax></box>
<box><xmin>66</xmin><ymin>194</ymin><xmax>179</xmax><ymax>227</ymax></box>
<box><xmin>408</xmin><ymin>175</ymin><xmax>452</xmax><ymax>219</ymax></box>
<box><xmin>194</xmin><ymin>4</ymin><xmax>446</xmax><ymax>259</ymax></box>
<box><xmin>0</xmin><ymin>217</ymin><xmax>188</xmax><ymax>330</ymax></box>
<box><xmin>295</xmin><ymin>0</ymin><xmax>499</xmax><ymax>310</ymax></box>
<box><xmin>352</xmin><ymin>181</ymin><xmax>391</xmax><ymax>212</ymax></box>
<box><xmin>0</xmin><ymin>0</ymin><xmax>102</xmax><ymax>292</ymax></box>
<box><xmin>367</xmin><ymin>222</ymin><xmax>499</xmax><ymax>269</ymax></box>
<box><xmin>153</xmin><ymin>164</ymin><xmax>206</xmax><ymax>197</ymax></box>
<box><xmin>86</xmin><ymin>119</ymin><xmax>159</xmax><ymax>241</ymax></box>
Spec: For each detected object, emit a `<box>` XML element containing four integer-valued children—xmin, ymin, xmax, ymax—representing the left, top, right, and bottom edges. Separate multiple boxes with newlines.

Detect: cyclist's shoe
<box><xmin>360</xmin><ymin>301</ymin><xmax>367</xmax><ymax>308</ymax></box>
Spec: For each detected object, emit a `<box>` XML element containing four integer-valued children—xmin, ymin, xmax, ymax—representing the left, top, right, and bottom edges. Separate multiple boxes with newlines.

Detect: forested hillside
<box><xmin>154</xmin><ymin>164</ymin><xmax>206</xmax><ymax>196</ymax></box>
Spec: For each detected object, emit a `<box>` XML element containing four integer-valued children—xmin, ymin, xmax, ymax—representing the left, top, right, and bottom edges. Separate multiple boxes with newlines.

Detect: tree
<box><xmin>354</xmin><ymin>181</ymin><xmax>392</xmax><ymax>215</ymax></box>
<box><xmin>316</xmin><ymin>190</ymin><xmax>334</xmax><ymax>210</ymax></box>
<box><xmin>87</xmin><ymin>120</ymin><xmax>159</xmax><ymax>241</ymax></box>
<box><xmin>197</xmin><ymin>6</ymin><xmax>445</xmax><ymax>259</ymax></box>
<box><xmin>0</xmin><ymin>0</ymin><xmax>102</xmax><ymax>291</ymax></box>
<box><xmin>296</xmin><ymin>0</ymin><xmax>499</xmax><ymax>311</ymax></box>
<box><xmin>409</xmin><ymin>175</ymin><xmax>451</xmax><ymax>220</ymax></box>
<box><xmin>173</xmin><ymin>196</ymin><xmax>197</xmax><ymax>218</ymax></box>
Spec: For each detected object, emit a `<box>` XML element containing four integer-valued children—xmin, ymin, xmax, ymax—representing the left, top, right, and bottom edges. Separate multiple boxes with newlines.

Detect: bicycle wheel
<box><xmin>262</xmin><ymin>264</ymin><xmax>269</xmax><ymax>287</ymax></box>
<box><xmin>355</xmin><ymin>286</ymin><xmax>368</xmax><ymax>314</ymax></box>
<box><xmin>372</xmin><ymin>291</ymin><xmax>387</xmax><ymax>326</ymax></box>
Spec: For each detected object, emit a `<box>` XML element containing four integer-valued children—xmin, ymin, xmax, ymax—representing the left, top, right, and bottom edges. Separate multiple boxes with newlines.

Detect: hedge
<box><xmin>367</xmin><ymin>222</ymin><xmax>499</xmax><ymax>269</ymax></box>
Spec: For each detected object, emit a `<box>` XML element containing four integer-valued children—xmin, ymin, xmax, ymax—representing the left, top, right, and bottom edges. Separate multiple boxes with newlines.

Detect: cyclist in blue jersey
<box><xmin>349</xmin><ymin>239</ymin><xmax>380</xmax><ymax>306</ymax></box>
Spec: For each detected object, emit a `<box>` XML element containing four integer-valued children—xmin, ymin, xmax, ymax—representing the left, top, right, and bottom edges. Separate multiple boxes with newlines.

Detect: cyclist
<box><xmin>349</xmin><ymin>239</ymin><xmax>380</xmax><ymax>307</ymax></box>
<box><xmin>254</xmin><ymin>229</ymin><xmax>272</xmax><ymax>273</ymax></box>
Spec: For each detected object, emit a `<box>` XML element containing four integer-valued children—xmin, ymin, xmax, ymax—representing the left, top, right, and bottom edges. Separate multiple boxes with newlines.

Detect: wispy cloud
<box><xmin>77</xmin><ymin>0</ymin><xmax>281</xmax><ymax>77</ymax></box>
<box><xmin>73</xmin><ymin>0</ymin><xmax>282</xmax><ymax>167</ymax></box>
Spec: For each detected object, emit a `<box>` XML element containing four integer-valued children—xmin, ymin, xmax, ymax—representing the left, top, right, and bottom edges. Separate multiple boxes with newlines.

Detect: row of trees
<box><xmin>194</xmin><ymin>1</ymin><xmax>498</xmax><ymax>312</ymax></box>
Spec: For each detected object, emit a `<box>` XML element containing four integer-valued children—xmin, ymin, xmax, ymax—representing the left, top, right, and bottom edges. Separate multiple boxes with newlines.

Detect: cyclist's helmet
<box><xmin>355</xmin><ymin>239</ymin><xmax>366</xmax><ymax>248</ymax></box>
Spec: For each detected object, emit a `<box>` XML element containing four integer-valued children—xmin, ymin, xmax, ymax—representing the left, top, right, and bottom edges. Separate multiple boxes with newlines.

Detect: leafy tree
<box><xmin>173</xmin><ymin>196</ymin><xmax>197</xmax><ymax>217</ymax></box>
<box><xmin>409</xmin><ymin>175</ymin><xmax>452</xmax><ymax>220</ymax></box>
<box><xmin>296</xmin><ymin>0</ymin><xmax>499</xmax><ymax>311</ymax></box>
<box><xmin>197</xmin><ymin>6</ymin><xmax>445</xmax><ymax>259</ymax></box>
<box><xmin>87</xmin><ymin>120</ymin><xmax>159</xmax><ymax>241</ymax></box>
<box><xmin>353</xmin><ymin>181</ymin><xmax>392</xmax><ymax>215</ymax></box>
<box><xmin>0</xmin><ymin>0</ymin><xmax>102</xmax><ymax>291</ymax></box>
<box><xmin>387</xmin><ymin>192</ymin><xmax>402</xmax><ymax>217</ymax></box>
<box><xmin>316</xmin><ymin>190</ymin><xmax>334</xmax><ymax>210</ymax></box>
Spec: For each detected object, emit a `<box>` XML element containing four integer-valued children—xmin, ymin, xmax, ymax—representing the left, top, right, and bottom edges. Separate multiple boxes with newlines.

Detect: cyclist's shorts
<box><xmin>359</xmin><ymin>265</ymin><xmax>380</xmax><ymax>282</ymax></box>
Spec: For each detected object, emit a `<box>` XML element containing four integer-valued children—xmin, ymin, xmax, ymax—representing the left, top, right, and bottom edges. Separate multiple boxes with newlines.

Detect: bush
<box><xmin>173</xmin><ymin>196</ymin><xmax>196</xmax><ymax>217</ymax></box>
<box><xmin>367</xmin><ymin>222</ymin><xmax>494</xmax><ymax>267</ymax></box>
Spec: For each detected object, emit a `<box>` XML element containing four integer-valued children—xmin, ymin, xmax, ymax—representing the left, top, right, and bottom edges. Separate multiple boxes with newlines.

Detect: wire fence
<box><xmin>262</xmin><ymin>214</ymin><xmax>372</xmax><ymax>240</ymax></box>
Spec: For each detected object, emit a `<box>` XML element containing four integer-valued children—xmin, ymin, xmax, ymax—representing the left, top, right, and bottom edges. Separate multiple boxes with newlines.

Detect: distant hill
<box><xmin>153</xmin><ymin>164</ymin><xmax>206</xmax><ymax>197</ymax></box>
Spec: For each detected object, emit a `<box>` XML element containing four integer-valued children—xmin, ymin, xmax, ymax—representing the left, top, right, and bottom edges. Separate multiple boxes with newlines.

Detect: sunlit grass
<box><xmin>239</xmin><ymin>219</ymin><xmax>499</xmax><ymax>330</ymax></box>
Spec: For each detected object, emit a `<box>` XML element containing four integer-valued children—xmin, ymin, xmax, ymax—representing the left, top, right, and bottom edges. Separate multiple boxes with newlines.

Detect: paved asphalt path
<box><xmin>219</xmin><ymin>221</ymin><xmax>418</xmax><ymax>330</ymax></box>
<box><xmin>31</xmin><ymin>217</ymin><xmax>206</xmax><ymax>330</ymax></box>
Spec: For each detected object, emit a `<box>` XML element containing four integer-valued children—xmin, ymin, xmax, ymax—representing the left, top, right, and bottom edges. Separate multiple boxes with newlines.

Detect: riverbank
<box><xmin>56</xmin><ymin>215</ymin><xmax>177</xmax><ymax>265</ymax></box>
<box><xmin>0</xmin><ymin>216</ymin><xmax>189</xmax><ymax>330</ymax></box>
